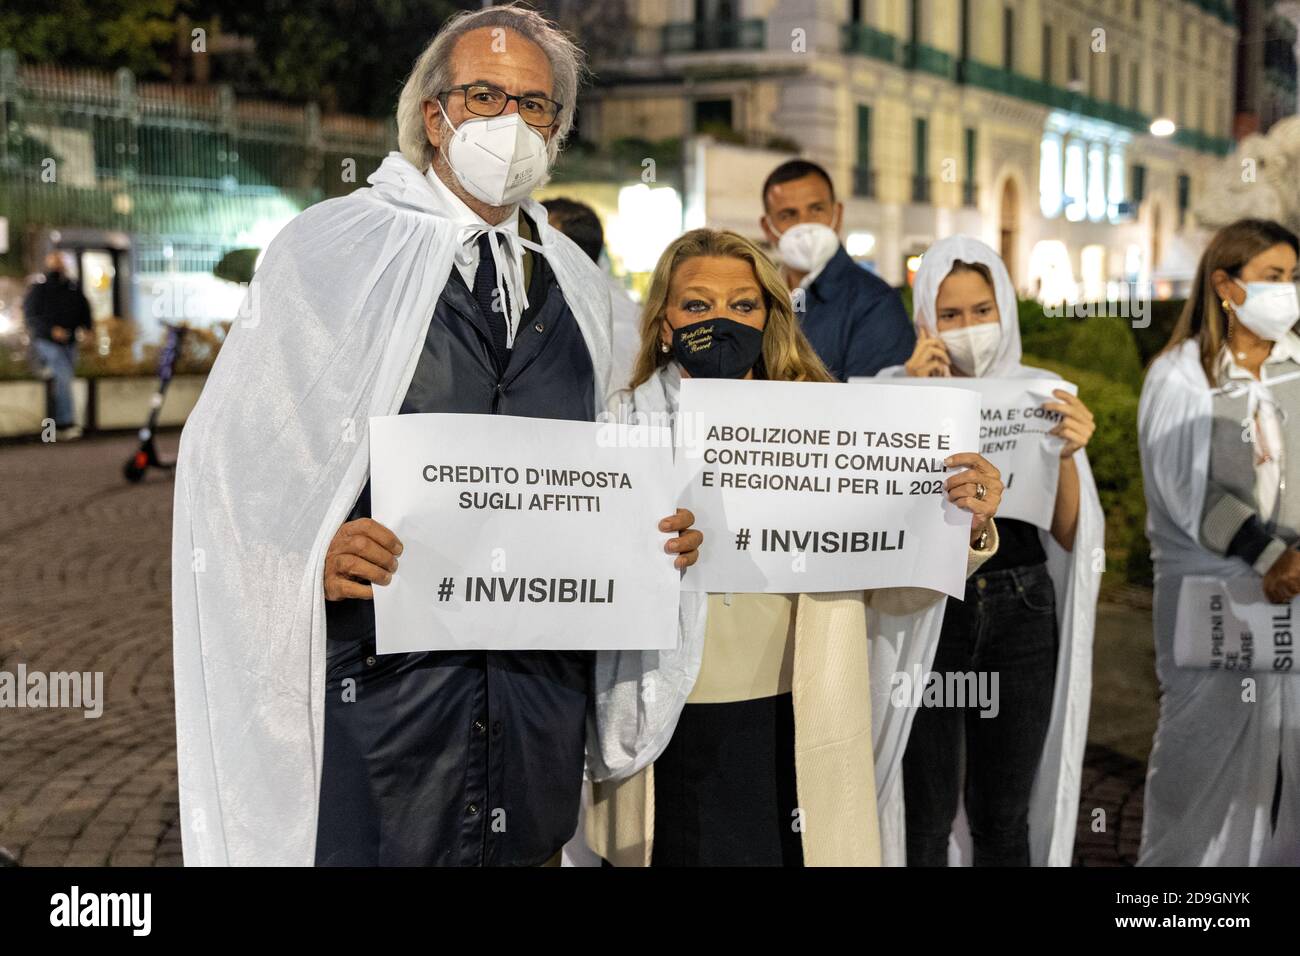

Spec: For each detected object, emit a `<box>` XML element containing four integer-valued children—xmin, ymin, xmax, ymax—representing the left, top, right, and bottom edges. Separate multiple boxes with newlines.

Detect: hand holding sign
<box><xmin>661</xmin><ymin>508</ymin><xmax>703</xmax><ymax>570</ymax></box>
<box><xmin>944</xmin><ymin>452</ymin><xmax>1003</xmax><ymax>542</ymax></box>
<box><xmin>1263</xmin><ymin>547</ymin><xmax>1300</xmax><ymax>604</ymax></box>
<box><xmin>323</xmin><ymin>517</ymin><xmax>403</xmax><ymax>601</ymax></box>
<box><xmin>1043</xmin><ymin>388</ymin><xmax>1096</xmax><ymax>458</ymax></box>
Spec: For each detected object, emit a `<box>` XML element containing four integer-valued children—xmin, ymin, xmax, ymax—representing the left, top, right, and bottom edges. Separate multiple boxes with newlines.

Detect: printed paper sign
<box><xmin>369</xmin><ymin>413</ymin><xmax>679</xmax><ymax>653</ymax></box>
<box><xmin>1175</xmin><ymin>575</ymin><xmax>1298</xmax><ymax>674</ymax></box>
<box><xmin>852</xmin><ymin>377</ymin><xmax>1073</xmax><ymax>530</ymax></box>
<box><xmin>675</xmin><ymin>379</ymin><xmax>979</xmax><ymax>597</ymax></box>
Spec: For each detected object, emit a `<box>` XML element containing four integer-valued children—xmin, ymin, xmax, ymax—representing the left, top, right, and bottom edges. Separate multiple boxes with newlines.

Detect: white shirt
<box><xmin>423</xmin><ymin>165</ymin><xmax>521</xmax><ymax>291</ymax></box>
<box><xmin>423</xmin><ymin>165</ymin><xmax>531</xmax><ymax>345</ymax></box>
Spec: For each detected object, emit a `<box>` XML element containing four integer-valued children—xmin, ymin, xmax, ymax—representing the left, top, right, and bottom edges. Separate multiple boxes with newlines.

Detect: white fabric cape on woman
<box><xmin>172</xmin><ymin>152</ymin><xmax>627</xmax><ymax>866</ymax></box>
<box><xmin>878</xmin><ymin>235</ymin><xmax>1104</xmax><ymax>866</ymax></box>
<box><xmin>1137</xmin><ymin>339</ymin><xmax>1300</xmax><ymax>865</ymax></box>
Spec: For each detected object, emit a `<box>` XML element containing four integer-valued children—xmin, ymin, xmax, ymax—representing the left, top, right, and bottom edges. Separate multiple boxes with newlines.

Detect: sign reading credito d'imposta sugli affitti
<box><xmin>369</xmin><ymin>413</ymin><xmax>679</xmax><ymax>653</ymax></box>
<box><xmin>675</xmin><ymin>379</ymin><xmax>979</xmax><ymax>598</ymax></box>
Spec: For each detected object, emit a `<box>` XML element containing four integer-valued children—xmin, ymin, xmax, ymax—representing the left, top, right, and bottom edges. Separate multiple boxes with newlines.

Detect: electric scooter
<box><xmin>123</xmin><ymin>323</ymin><xmax>188</xmax><ymax>483</ymax></box>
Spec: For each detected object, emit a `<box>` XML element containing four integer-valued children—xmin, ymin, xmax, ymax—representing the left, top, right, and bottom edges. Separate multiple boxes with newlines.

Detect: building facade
<box><xmin>578</xmin><ymin>0</ymin><xmax>1239</xmax><ymax>300</ymax></box>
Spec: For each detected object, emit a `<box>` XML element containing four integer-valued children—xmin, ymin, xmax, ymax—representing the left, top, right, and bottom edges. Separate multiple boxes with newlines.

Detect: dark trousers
<box><xmin>651</xmin><ymin>693</ymin><xmax>803</xmax><ymax>867</ymax></box>
<box><xmin>902</xmin><ymin>563</ymin><xmax>1059</xmax><ymax>866</ymax></box>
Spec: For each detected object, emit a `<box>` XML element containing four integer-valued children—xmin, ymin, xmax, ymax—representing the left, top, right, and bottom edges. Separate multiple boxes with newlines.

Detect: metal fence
<box><xmin>0</xmin><ymin>49</ymin><xmax>395</xmax><ymax>276</ymax></box>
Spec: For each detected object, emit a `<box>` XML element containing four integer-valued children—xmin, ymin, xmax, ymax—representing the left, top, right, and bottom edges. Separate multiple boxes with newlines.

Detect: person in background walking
<box><xmin>24</xmin><ymin>251</ymin><xmax>91</xmax><ymax>440</ymax></box>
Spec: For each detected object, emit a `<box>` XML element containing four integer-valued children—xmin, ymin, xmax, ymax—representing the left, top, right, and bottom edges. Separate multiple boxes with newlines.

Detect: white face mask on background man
<box><xmin>444</xmin><ymin>112</ymin><xmax>550</xmax><ymax>208</ymax></box>
<box><xmin>939</xmin><ymin>323</ymin><xmax>1003</xmax><ymax>377</ymax></box>
<box><xmin>1231</xmin><ymin>279</ymin><xmax>1300</xmax><ymax>343</ymax></box>
<box><xmin>773</xmin><ymin>221</ymin><xmax>841</xmax><ymax>275</ymax></box>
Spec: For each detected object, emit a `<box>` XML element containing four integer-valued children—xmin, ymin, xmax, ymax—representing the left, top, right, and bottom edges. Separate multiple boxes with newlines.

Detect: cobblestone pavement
<box><xmin>0</xmin><ymin>434</ymin><xmax>1155</xmax><ymax>867</ymax></box>
<box><xmin>0</xmin><ymin>433</ymin><xmax>182</xmax><ymax>867</ymax></box>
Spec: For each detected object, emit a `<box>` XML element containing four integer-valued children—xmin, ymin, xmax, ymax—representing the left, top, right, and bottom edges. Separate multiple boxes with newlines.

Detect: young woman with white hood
<box><xmin>582</xmin><ymin>228</ymin><xmax>1006</xmax><ymax>866</ymax></box>
<box><xmin>884</xmin><ymin>235</ymin><xmax>1104</xmax><ymax>866</ymax></box>
<box><xmin>1138</xmin><ymin>217</ymin><xmax>1300</xmax><ymax>865</ymax></box>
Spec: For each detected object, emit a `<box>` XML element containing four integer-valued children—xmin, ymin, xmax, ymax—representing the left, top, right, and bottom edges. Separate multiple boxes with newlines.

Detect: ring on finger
<box><xmin>975</xmin><ymin>482</ymin><xmax>987</xmax><ymax>501</ymax></box>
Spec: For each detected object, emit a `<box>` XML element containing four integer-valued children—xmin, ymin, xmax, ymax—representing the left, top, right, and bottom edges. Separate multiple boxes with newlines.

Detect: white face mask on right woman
<box><xmin>1232</xmin><ymin>279</ymin><xmax>1300</xmax><ymax>342</ymax></box>
<box><xmin>939</xmin><ymin>323</ymin><xmax>1002</xmax><ymax>377</ymax></box>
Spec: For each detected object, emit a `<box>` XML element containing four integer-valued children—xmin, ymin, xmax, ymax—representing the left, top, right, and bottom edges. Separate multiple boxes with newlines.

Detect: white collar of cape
<box><xmin>357</xmin><ymin>151</ymin><xmax>612</xmax><ymax>401</ymax></box>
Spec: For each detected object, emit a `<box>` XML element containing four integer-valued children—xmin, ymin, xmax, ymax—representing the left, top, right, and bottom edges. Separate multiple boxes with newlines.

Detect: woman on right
<box><xmin>1138</xmin><ymin>218</ymin><xmax>1300</xmax><ymax>865</ymax></box>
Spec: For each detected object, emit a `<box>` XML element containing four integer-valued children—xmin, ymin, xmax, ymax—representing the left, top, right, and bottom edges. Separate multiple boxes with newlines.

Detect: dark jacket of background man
<box><xmin>23</xmin><ymin>265</ymin><xmax>92</xmax><ymax>343</ymax></box>
<box><xmin>802</xmin><ymin>244</ymin><xmax>915</xmax><ymax>380</ymax></box>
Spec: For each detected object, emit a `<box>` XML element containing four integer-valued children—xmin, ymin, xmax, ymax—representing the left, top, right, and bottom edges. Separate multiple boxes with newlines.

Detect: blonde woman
<box><xmin>583</xmin><ymin>229</ymin><xmax>1004</xmax><ymax>866</ymax></box>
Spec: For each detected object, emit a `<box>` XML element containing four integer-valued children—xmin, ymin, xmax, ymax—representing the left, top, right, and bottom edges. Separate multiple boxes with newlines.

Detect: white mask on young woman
<box><xmin>1232</xmin><ymin>279</ymin><xmax>1300</xmax><ymax>343</ymax></box>
<box><xmin>939</xmin><ymin>322</ymin><xmax>1003</xmax><ymax>377</ymax></box>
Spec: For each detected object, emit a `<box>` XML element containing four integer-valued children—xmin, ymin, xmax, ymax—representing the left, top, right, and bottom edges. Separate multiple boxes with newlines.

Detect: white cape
<box><xmin>879</xmin><ymin>235</ymin><xmax>1103</xmax><ymax>866</ymax></box>
<box><xmin>171</xmin><ymin>152</ymin><xmax>618</xmax><ymax>866</ymax></box>
<box><xmin>1137</xmin><ymin>339</ymin><xmax>1300</xmax><ymax>865</ymax></box>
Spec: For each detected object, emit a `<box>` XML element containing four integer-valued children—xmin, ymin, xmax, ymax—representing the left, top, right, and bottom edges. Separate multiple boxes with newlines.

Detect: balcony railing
<box><xmin>852</xmin><ymin>166</ymin><xmax>876</xmax><ymax>198</ymax></box>
<box><xmin>911</xmin><ymin>175</ymin><xmax>931</xmax><ymax>204</ymax></box>
<box><xmin>662</xmin><ymin>19</ymin><xmax>766</xmax><ymax>53</ymax></box>
<box><xmin>1190</xmin><ymin>0</ymin><xmax>1236</xmax><ymax>25</ymax></box>
<box><xmin>841</xmin><ymin>23</ymin><xmax>898</xmax><ymax>63</ymax></box>
<box><xmin>904</xmin><ymin>43</ymin><xmax>955</xmax><ymax>80</ymax></box>
<box><xmin>1173</xmin><ymin>127</ymin><xmax>1234</xmax><ymax>155</ymax></box>
<box><xmin>956</xmin><ymin>59</ymin><xmax>1232</xmax><ymax>155</ymax></box>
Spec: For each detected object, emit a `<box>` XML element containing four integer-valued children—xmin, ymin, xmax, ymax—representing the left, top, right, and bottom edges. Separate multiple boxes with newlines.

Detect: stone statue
<box><xmin>1194</xmin><ymin>115</ymin><xmax>1300</xmax><ymax>235</ymax></box>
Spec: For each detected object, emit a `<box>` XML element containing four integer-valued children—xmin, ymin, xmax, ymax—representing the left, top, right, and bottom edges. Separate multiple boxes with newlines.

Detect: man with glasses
<box><xmin>172</xmin><ymin>4</ymin><xmax>702</xmax><ymax>868</ymax></box>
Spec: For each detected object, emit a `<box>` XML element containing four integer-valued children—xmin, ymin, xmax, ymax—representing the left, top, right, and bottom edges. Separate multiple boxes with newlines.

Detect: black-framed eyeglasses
<box><xmin>438</xmin><ymin>84</ymin><xmax>562</xmax><ymax>129</ymax></box>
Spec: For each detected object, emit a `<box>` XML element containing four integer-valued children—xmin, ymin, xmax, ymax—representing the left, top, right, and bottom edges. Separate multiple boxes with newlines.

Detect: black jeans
<box><xmin>902</xmin><ymin>562</ymin><xmax>1059</xmax><ymax>866</ymax></box>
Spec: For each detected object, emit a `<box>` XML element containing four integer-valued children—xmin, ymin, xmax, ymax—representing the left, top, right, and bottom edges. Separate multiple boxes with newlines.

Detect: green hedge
<box><xmin>1018</xmin><ymin>302</ymin><xmax>1145</xmax><ymax>391</ymax></box>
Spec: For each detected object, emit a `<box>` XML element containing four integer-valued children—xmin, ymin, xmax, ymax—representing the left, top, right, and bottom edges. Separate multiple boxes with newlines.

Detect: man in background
<box><xmin>759</xmin><ymin>159</ymin><xmax>914</xmax><ymax>380</ymax></box>
<box><xmin>543</xmin><ymin>196</ymin><xmax>642</xmax><ymax>393</ymax></box>
<box><xmin>24</xmin><ymin>251</ymin><xmax>92</xmax><ymax>440</ymax></box>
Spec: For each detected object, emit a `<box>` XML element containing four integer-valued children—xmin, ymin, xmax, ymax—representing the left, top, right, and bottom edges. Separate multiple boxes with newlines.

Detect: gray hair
<box><xmin>396</xmin><ymin>3</ymin><xmax>586</xmax><ymax>171</ymax></box>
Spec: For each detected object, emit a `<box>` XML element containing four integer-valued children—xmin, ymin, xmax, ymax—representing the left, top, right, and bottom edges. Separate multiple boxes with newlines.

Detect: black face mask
<box><xmin>671</xmin><ymin>317</ymin><xmax>764</xmax><ymax>380</ymax></box>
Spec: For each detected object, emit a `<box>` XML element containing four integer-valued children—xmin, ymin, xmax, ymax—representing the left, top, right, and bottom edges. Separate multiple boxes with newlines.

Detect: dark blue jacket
<box><xmin>316</xmin><ymin>233</ymin><xmax>596</xmax><ymax>867</ymax></box>
<box><xmin>801</xmin><ymin>246</ymin><xmax>914</xmax><ymax>380</ymax></box>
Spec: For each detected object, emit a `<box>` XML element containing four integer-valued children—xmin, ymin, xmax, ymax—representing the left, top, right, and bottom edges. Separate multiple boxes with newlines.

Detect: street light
<box><xmin>1149</xmin><ymin>117</ymin><xmax>1176</xmax><ymax>137</ymax></box>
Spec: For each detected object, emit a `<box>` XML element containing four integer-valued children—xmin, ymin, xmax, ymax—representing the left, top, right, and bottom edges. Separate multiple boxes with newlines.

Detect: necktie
<box><xmin>473</xmin><ymin>233</ymin><xmax>511</xmax><ymax>361</ymax></box>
